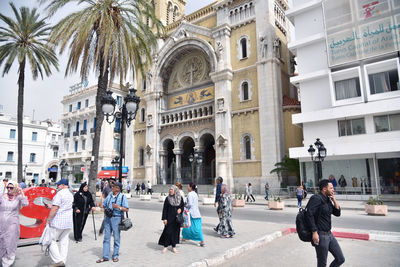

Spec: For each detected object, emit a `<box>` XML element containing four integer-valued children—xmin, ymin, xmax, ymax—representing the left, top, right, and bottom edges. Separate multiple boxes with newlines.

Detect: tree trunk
<box><xmin>88</xmin><ymin>58</ymin><xmax>108</xmax><ymax>202</ymax></box>
<box><xmin>17</xmin><ymin>59</ymin><xmax>26</xmax><ymax>183</ymax></box>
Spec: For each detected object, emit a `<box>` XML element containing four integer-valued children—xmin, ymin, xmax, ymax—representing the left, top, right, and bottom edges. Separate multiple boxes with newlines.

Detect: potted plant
<box><xmin>365</xmin><ymin>196</ymin><xmax>387</xmax><ymax>216</ymax></box>
<box><xmin>268</xmin><ymin>196</ymin><xmax>285</xmax><ymax>210</ymax></box>
<box><xmin>159</xmin><ymin>192</ymin><xmax>167</xmax><ymax>202</ymax></box>
<box><xmin>202</xmin><ymin>191</ymin><xmax>214</xmax><ymax>205</ymax></box>
<box><xmin>233</xmin><ymin>194</ymin><xmax>245</xmax><ymax>207</ymax></box>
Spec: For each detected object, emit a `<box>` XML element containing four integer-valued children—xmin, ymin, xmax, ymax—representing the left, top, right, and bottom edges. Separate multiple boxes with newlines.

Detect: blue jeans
<box><xmin>102</xmin><ymin>216</ymin><xmax>121</xmax><ymax>260</ymax></box>
<box><xmin>315</xmin><ymin>232</ymin><xmax>345</xmax><ymax>267</ymax></box>
<box><xmin>265</xmin><ymin>190</ymin><xmax>269</xmax><ymax>200</ymax></box>
<box><xmin>297</xmin><ymin>195</ymin><xmax>303</xmax><ymax>207</ymax></box>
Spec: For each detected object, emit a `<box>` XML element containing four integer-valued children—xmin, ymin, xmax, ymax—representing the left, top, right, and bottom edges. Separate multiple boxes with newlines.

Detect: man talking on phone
<box><xmin>306</xmin><ymin>179</ymin><xmax>345</xmax><ymax>267</ymax></box>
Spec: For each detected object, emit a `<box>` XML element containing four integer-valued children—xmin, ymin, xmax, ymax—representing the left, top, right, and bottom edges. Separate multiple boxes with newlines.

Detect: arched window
<box><xmin>240</xmin><ymin>38</ymin><xmax>247</xmax><ymax>58</ymax></box>
<box><xmin>139</xmin><ymin>148</ymin><xmax>144</xmax><ymax>166</ymax></box>
<box><xmin>239</xmin><ymin>80</ymin><xmax>252</xmax><ymax>102</ymax></box>
<box><xmin>241</xmin><ymin>134</ymin><xmax>254</xmax><ymax>160</ymax></box>
<box><xmin>173</xmin><ymin>6</ymin><xmax>179</xmax><ymax>22</ymax></box>
<box><xmin>244</xmin><ymin>136</ymin><xmax>251</xmax><ymax>159</ymax></box>
<box><xmin>242</xmin><ymin>82</ymin><xmax>249</xmax><ymax>100</ymax></box>
<box><xmin>166</xmin><ymin>2</ymin><xmax>172</xmax><ymax>25</ymax></box>
<box><xmin>140</xmin><ymin>108</ymin><xmax>146</xmax><ymax>123</ymax></box>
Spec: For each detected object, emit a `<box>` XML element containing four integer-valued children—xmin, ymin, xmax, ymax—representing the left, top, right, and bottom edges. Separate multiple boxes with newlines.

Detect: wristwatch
<box><xmin>119</xmin><ymin>207</ymin><xmax>122</xmax><ymax>210</ymax></box>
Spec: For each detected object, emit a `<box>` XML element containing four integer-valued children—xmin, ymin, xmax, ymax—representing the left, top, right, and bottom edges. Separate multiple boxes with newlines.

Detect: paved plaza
<box><xmin>14</xmin><ymin>198</ymin><xmax>400</xmax><ymax>267</ymax></box>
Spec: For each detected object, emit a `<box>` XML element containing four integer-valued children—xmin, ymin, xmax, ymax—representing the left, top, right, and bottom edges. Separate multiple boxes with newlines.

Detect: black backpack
<box><xmin>296</xmin><ymin>194</ymin><xmax>323</xmax><ymax>242</ymax></box>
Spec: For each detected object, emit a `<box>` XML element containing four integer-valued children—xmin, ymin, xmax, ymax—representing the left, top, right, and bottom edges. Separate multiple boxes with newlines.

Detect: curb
<box><xmin>188</xmin><ymin>227</ymin><xmax>400</xmax><ymax>267</ymax></box>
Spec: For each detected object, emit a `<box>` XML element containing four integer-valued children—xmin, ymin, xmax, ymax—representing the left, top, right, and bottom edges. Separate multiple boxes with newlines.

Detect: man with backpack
<box><xmin>306</xmin><ymin>179</ymin><xmax>345</xmax><ymax>267</ymax></box>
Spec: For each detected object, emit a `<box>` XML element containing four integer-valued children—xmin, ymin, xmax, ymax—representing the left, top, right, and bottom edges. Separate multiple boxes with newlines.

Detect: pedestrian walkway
<box><xmin>216</xmin><ymin>234</ymin><xmax>400</xmax><ymax>267</ymax></box>
<box><xmin>15</xmin><ymin>206</ymin><xmax>291</xmax><ymax>267</ymax></box>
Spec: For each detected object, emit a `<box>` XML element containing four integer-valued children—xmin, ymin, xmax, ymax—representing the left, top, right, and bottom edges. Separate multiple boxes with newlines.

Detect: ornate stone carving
<box><xmin>273</xmin><ymin>38</ymin><xmax>282</xmax><ymax>59</ymax></box>
<box><xmin>215</xmin><ymin>41</ymin><xmax>224</xmax><ymax>62</ymax></box>
<box><xmin>259</xmin><ymin>35</ymin><xmax>268</xmax><ymax>58</ymax></box>
<box><xmin>147</xmin><ymin>114</ymin><xmax>153</xmax><ymax>127</ymax></box>
<box><xmin>181</xmin><ymin>56</ymin><xmax>204</xmax><ymax>86</ymax></box>
<box><xmin>217</xmin><ymin>98</ymin><xmax>224</xmax><ymax>111</ymax></box>
<box><xmin>145</xmin><ymin>144</ymin><xmax>152</xmax><ymax>157</ymax></box>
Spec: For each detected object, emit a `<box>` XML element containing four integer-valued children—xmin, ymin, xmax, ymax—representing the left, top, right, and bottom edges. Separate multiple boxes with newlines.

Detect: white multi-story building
<box><xmin>287</xmin><ymin>0</ymin><xmax>400</xmax><ymax>198</ymax></box>
<box><xmin>0</xmin><ymin>113</ymin><xmax>61</xmax><ymax>183</ymax></box>
<box><xmin>60</xmin><ymin>82</ymin><xmax>133</xmax><ymax>182</ymax></box>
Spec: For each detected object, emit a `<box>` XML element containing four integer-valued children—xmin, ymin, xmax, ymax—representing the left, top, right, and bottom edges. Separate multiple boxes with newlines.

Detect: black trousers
<box><xmin>315</xmin><ymin>232</ymin><xmax>345</xmax><ymax>267</ymax></box>
<box><xmin>73</xmin><ymin>211</ymin><xmax>89</xmax><ymax>241</ymax></box>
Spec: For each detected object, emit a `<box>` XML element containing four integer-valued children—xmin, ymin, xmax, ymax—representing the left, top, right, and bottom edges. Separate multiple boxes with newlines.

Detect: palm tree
<box><xmin>270</xmin><ymin>155</ymin><xmax>300</xmax><ymax>180</ymax></box>
<box><xmin>41</xmin><ymin>0</ymin><xmax>163</xmax><ymax>195</ymax></box>
<box><xmin>0</xmin><ymin>3</ymin><xmax>59</xmax><ymax>183</ymax></box>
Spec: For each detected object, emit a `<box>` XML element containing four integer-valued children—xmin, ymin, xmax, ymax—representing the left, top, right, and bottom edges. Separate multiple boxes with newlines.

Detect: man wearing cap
<box><xmin>45</xmin><ymin>179</ymin><xmax>73</xmax><ymax>267</ymax></box>
<box><xmin>99</xmin><ymin>178</ymin><xmax>116</xmax><ymax>235</ymax></box>
<box><xmin>96</xmin><ymin>181</ymin><xmax>129</xmax><ymax>263</ymax></box>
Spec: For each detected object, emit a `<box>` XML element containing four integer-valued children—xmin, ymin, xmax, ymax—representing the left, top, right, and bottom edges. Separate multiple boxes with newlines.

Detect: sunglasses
<box><xmin>6</xmin><ymin>186</ymin><xmax>14</xmax><ymax>190</ymax></box>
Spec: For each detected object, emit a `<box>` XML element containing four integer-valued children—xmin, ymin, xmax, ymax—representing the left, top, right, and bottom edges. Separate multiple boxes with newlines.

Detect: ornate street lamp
<box><xmin>59</xmin><ymin>160</ymin><xmax>68</xmax><ymax>180</ymax></box>
<box><xmin>308</xmin><ymin>138</ymin><xmax>327</xmax><ymax>184</ymax></box>
<box><xmin>111</xmin><ymin>156</ymin><xmax>120</xmax><ymax>180</ymax></box>
<box><xmin>189</xmin><ymin>151</ymin><xmax>203</xmax><ymax>184</ymax></box>
<box><xmin>102</xmin><ymin>88</ymin><xmax>141</xmax><ymax>182</ymax></box>
<box><xmin>23</xmin><ymin>164</ymin><xmax>28</xmax><ymax>181</ymax></box>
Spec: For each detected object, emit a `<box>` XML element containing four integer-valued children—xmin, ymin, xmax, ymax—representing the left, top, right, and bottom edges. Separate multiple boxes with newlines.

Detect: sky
<box><xmin>0</xmin><ymin>0</ymin><xmax>216</xmax><ymax>122</ymax></box>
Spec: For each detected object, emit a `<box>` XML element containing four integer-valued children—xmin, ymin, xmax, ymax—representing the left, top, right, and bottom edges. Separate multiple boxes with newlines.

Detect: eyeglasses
<box><xmin>6</xmin><ymin>186</ymin><xmax>14</xmax><ymax>190</ymax></box>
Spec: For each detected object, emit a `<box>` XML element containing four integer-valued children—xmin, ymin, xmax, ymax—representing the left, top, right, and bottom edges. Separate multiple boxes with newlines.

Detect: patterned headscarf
<box><xmin>6</xmin><ymin>181</ymin><xmax>19</xmax><ymax>201</ymax></box>
<box><xmin>167</xmin><ymin>185</ymin><xmax>182</xmax><ymax>206</ymax></box>
<box><xmin>221</xmin><ymin>184</ymin><xmax>230</xmax><ymax>195</ymax></box>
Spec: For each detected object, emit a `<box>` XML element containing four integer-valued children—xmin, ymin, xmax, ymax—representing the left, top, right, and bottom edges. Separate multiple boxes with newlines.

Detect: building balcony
<box><xmin>64</xmin><ymin>133</ymin><xmax>70</xmax><ymax>138</ymax></box>
<box><xmin>160</xmin><ymin>102</ymin><xmax>214</xmax><ymax>128</ymax></box>
<box><xmin>80</xmin><ymin>129</ymin><xmax>87</xmax><ymax>135</ymax></box>
<box><xmin>114</xmin><ymin>127</ymin><xmax>121</xmax><ymax>133</ymax></box>
<box><xmin>73</xmin><ymin>131</ymin><xmax>79</xmax><ymax>137</ymax></box>
<box><xmin>90</xmin><ymin>128</ymin><xmax>96</xmax><ymax>133</ymax></box>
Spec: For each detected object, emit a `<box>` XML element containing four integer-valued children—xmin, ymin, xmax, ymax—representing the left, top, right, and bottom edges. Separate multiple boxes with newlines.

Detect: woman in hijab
<box><xmin>182</xmin><ymin>182</ymin><xmax>205</xmax><ymax>247</ymax></box>
<box><xmin>73</xmin><ymin>182</ymin><xmax>95</xmax><ymax>242</ymax></box>
<box><xmin>217</xmin><ymin>184</ymin><xmax>235</xmax><ymax>238</ymax></box>
<box><xmin>158</xmin><ymin>185</ymin><xmax>184</xmax><ymax>254</ymax></box>
<box><xmin>0</xmin><ymin>181</ymin><xmax>29</xmax><ymax>267</ymax></box>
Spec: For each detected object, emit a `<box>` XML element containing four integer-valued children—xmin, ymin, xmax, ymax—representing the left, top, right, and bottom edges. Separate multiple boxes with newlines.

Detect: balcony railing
<box><xmin>64</xmin><ymin>133</ymin><xmax>70</xmax><ymax>138</ymax></box>
<box><xmin>80</xmin><ymin>129</ymin><xmax>87</xmax><ymax>135</ymax></box>
<box><xmin>160</xmin><ymin>102</ymin><xmax>214</xmax><ymax>127</ymax></box>
<box><xmin>90</xmin><ymin>128</ymin><xmax>96</xmax><ymax>133</ymax></box>
<box><xmin>73</xmin><ymin>131</ymin><xmax>79</xmax><ymax>137</ymax></box>
<box><xmin>114</xmin><ymin>127</ymin><xmax>121</xmax><ymax>133</ymax></box>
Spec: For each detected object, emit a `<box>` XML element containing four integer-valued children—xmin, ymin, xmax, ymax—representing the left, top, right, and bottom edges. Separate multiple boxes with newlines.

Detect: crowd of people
<box><xmin>0</xmin><ymin>174</ymin><xmax>344</xmax><ymax>267</ymax></box>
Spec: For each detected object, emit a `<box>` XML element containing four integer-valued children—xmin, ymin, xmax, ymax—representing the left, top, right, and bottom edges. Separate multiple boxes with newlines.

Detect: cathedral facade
<box><xmin>131</xmin><ymin>0</ymin><xmax>301</xmax><ymax>193</ymax></box>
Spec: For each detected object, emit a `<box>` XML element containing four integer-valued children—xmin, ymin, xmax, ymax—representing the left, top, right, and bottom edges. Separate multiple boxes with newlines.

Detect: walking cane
<box><xmin>92</xmin><ymin>210</ymin><xmax>97</xmax><ymax>240</ymax></box>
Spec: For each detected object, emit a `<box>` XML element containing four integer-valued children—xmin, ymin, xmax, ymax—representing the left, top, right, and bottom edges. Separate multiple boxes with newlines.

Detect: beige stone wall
<box><xmin>230</xmin><ymin>22</ymin><xmax>257</xmax><ymax>71</ymax></box>
<box><xmin>231</xmin><ymin>111</ymin><xmax>262</xmax><ymax>177</ymax></box>
<box><xmin>133</xmin><ymin>130</ymin><xmax>146</xmax><ymax>178</ymax></box>
<box><xmin>231</xmin><ymin>66</ymin><xmax>259</xmax><ymax>111</ymax></box>
<box><xmin>283</xmin><ymin>109</ymin><xmax>303</xmax><ymax>155</ymax></box>
<box><xmin>275</xmin><ymin>28</ymin><xmax>291</xmax><ymax>97</ymax></box>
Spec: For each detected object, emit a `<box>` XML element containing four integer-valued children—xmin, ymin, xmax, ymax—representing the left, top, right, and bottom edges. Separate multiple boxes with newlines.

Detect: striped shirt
<box><xmin>50</xmin><ymin>188</ymin><xmax>73</xmax><ymax>229</ymax></box>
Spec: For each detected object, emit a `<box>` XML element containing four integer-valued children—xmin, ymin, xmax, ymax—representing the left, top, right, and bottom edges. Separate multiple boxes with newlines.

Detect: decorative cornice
<box><xmin>232</xmin><ymin>107</ymin><xmax>259</xmax><ymax>117</ymax></box>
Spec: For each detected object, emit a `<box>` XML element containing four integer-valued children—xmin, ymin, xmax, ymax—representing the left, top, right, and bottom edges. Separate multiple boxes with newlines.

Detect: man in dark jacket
<box><xmin>306</xmin><ymin>179</ymin><xmax>345</xmax><ymax>267</ymax></box>
<box><xmin>213</xmin><ymin>176</ymin><xmax>223</xmax><ymax>232</ymax></box>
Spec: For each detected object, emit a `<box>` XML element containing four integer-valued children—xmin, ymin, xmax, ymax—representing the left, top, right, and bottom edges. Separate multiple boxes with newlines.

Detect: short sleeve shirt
<box><xmin>103</xmin><ymin>193</ymin><xmax>129</xmax><ymax>217</ymax></box>
<box><xmin>50</xmin><ymin>188</ymin><xmax>73</xmax><ymax>229</ymax></box>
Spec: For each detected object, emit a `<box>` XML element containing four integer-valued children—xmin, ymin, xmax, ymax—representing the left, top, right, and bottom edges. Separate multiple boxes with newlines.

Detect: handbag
<box><xmin>118</xmin><ymin>195</ymin><xmax>132</xmax><ymax>231</ymax></box>
<box><xmin>182</xmin><ymin>209</ymin><xmax>191</xmax><ymax>228</ymax></box>
<box><xmin>176</xmin><ymin>208</ymin><xmax>184</xmax><ymax>226</ymax></box>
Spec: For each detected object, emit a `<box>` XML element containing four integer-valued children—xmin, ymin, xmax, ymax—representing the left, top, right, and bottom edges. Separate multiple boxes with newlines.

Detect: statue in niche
<box><xmin>259</xmin><ymin>35</ymin><xmax>268</xmax><ymax>58</ymax></box>
<box><xmin>146</xmin><ymin>71</ymin><xmax>152</xmax><ymax>86</ymax></box>
<box><xmin>290</xmin><ymin>56</ymin><xmax>297</xmax><ymax>74</ymax></box>
<box><xmin>215</xmin><ymin>41</ymin><xmax>224</xmax><ymax>61</ymax></box>
<box><xmin>273</xmin><ymin>38</ymin><xmax>282</xmax><ymax>59</ymax></box>
<box><xmin>147</xmin><ymin>114</ymin><xmax>153</xmax><ymax>126</ymax></box>
<box><xmin>217</xmin><ymin>98</ymin><xmax>224</xmax><ymax>111</ymax></box>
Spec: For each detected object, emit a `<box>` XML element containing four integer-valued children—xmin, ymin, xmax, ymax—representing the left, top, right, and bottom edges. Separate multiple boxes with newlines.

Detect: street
<box><xmin>14</xmin><ymin>198</ymin><xmax>400</xmax><ymax>267</ymax></box>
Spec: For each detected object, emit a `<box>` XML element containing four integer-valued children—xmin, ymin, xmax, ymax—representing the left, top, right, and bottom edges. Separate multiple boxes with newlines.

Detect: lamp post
<box><xmin>23</xmin><ymin>164</ymin><xmax>28</xmax><ymax>181</ymax></box>
<box><xmin>102</xmin><ymin>88</ymin><xmax>140</xmax><ymax>183</ymax></box>
<box><xmin>111</xmin><ymin>156</ymin><xmax>120</xmax><ymax>180</ymax></box>
<box><xmin>188</xmin><ymin>151</ymin><xmax>203</xmax><ymax>184</ymax></box>
<box><xmin>307</xmin><ymin>138</ymin><xmax>327</xmax><ymax>185</ymax></box>
<box><xmin>59</xmin><ymin>159</ymin><xmax>68</xmax><ymax>180</ymax></box>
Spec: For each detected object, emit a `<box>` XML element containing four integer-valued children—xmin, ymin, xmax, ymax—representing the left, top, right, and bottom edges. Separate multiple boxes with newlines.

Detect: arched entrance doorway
<box><xmin>48</xmin><ymin>164</ymin><xmax>58</xmax><ymax>182</ymax></box>
<box><xmin>181</xmin><ymin>137</ymin><xmax>195</xmax><ymax>184</ymax></box>
<box><xmin>165</xmin><ymin>139</ymin><xmax>175</xmax><ymax>184</ymax></box>
<box><xmin>200</xmin><ymin>134</ymin><xmax>215</xmax><ymax>185</ymax></box>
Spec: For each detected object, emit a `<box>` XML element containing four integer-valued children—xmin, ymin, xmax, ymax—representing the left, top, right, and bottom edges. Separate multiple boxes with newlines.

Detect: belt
<box><xmin>112</xmin><ymin>215</ymin><xmax>122</xmax><ymax>217</ymax></box>
<box><xmin>318</xmin><ymin>230</ymin><xmax>332</xmax><ymax>235</ymax></box>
